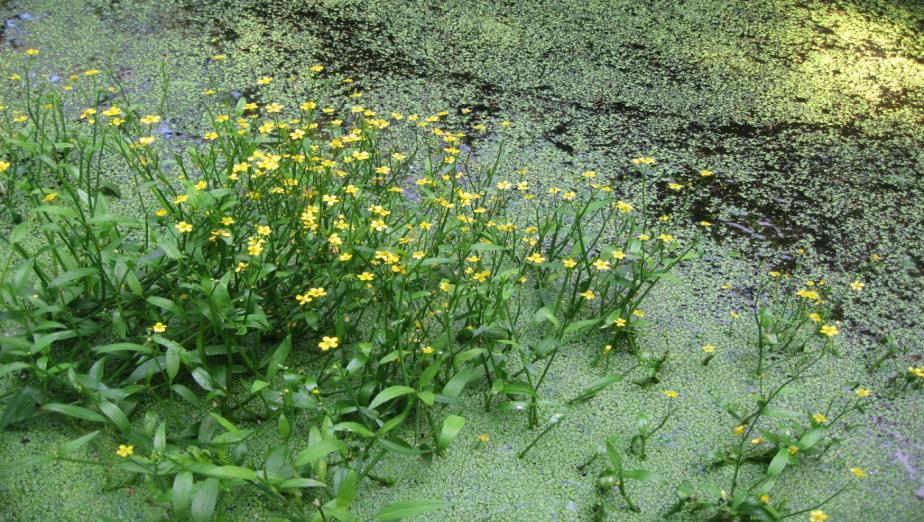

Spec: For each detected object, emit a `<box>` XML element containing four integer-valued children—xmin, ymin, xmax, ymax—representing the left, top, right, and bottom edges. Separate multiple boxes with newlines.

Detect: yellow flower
<box><xmin>733</xmin><ymin>425</ymin><xmax>746</xmax><ymax>436</ymax></box>
<box><xmin>116</xmin><ymin>444</ymin><xmax>134</xmax><ymax>458</ymax></box>
<box><xmin>751</xmin><ymin>437</ymin><xmax>764</xmax><ymax>445</ymax></box>
<box><xmin>562</xmin><ymin>258</ymin><xmax>577</xmax><ymax>269</ymax></box>
<box><xmin>357</xmin><ymin>272</ymin><xmax>374</xmax><ymax>282</ymax></box>
<box><xmin>809</xmin><ymin>510</ymin><xmax>829</xmax><ymax>522</ymax></box>
<box><xmin>25</xmin><ymin>48</ymin><xmax>40</xmax><ymax>55</ymax></box>
<box><xmin>632</xmin><ymin>309</ymin><xmax>645</xmax><ymax>318</ymax></box>
<box><xmin>820</xmin><ymin>324</ymin><xmax>839</xmax><ymax>337</ymax></box>
<box><xmin>43</xmin><ymin>192</ymin><xmax>58</xmax><ymax>202</ymax></box>
<box><xmin>256</xmin><ymin>225</ymin><xmax>272</xmax><ymax>236</ymax></box>
<box><xmin>702</xmin><ymin>344</ymin><xmax>716</xmax><ymax>354</ymax></box>
<box><xmin>759</xmin><ymin>494</ymin><xmax>770</xmax><ymax>504</ymax></box>
<box><xmin>855</xmin><ymin>387</ymin><xmax>871</xmax><ymax>398</ymax></box>
<box><xmin>155</xmin><ymin>208</ymin><xmax>169</xmax><ymax>217</ymax></box>
<box><xmin>592</xmin><ymin>259</ymin><xmax>611</xmax><ymax>271</ymax></box>
<box><xmin>478</xmin><ymin>434</ymin><xmax>490</xmax><ymax>443</ymax></box>
<box><xmin>637</xmin><ymin>234</ymin><xmax>650</xmax><ymax>241</ymax></box>
<box><xmin>850</xmin><ymin>280</ymin><xmax>864</xmax><ymax>292</ymax></box>
<box><xmin>310</xmin><ymin>64</ymin><xmax>325</xmax><ymax>73</ymax></box>
<box><xmin>700</xmin><ymin>169</ymin><xmax>713</xmax><ymax>177</ymax></box>
<box><xmin>266</xmin><ymin>102</ymin><xmax>284</xmax><ymax>113</ymax></box>
<box><xmin>138</xmin><ymin>136</ymin><xmax>155</xmax><ymax>146</ymax></box>
<box><xmin>579</xmin><ymin>289</ymin><xmax>595</xmax><ymax>300</ymax></box>
<box><xmin>421</xmin><ymin>346</ymin><xmax>434</xmax><ymax>355</ymax></box>
<box><xmin>234</xmin><ymin>262</ymin><xmax>248</xmax><ymax>273</ymax></box>
<box><xmin>797</xmin><ymin>289</ymin><xmax>820</xmax><ymax>300</ymax></box>
<box><xmin>84</xmin><ymin>69</ymin><xmax>101</xmax><ymax>76</ymax></box>
<box><xmin>850</xmin><ymin>467</ymin><xmax>867</xmax><ymax>478</ymax></box>
<box><xmin>526</xmin><ymin>252</ymin><xmax>546</xmax><ymax>264</ymax></box>
<box><xmin>813</xmin><ymin>413</ymin><xmax>827</xmax><ymax>424</ymax></box>
<box><xmin>788</xmin><ymin>445</ymin><xmax>800</xmax><ymax>455</ymax></box>
<box><xmin>658</xmin><ymin>233</ymin><xmax>674</xmax><ymax>242</ymax></box>
<box><xmin>257</xmin><ymin>76</ymin><xmax>273</xmax><ymax>85</ymax></box>
<box><xmin>339</xmin><ymin>252</ymin><xmax>353</xmax><ymax>262</ymax></box>
<box><xmin>631</xmin><ymin>157</ymin><xmax>656</xmax><ymax>165</ymax></box>
<box><xmin>667</xmin><ymin>183</ymin><xmax>683</xmax><ymax>191</ymax></box>
<box><xmin>664</xmin><ymin>390</ymin><xmax>678</xmax><ymax>398</ymax></box>
<box><xmin>614</xmin><ymin>318</ymin><xmax>627</xmax><ymax>327</ymax></box>
<box><xmin>175</xmin><ymin>221</ymin><xmax>193</xmax><ymax>233</ymax></box>
<box><xmin>151</xmin><ymin>322</ymin><xmax>167</xmax><ymax>333</ymax></box>
<box><xmin>212</xmin><ymin>54</ymin><xmax>227</xmax><ymax>61</ymax></box>
<box><xmin>0</xmin><ymin>161</ymin><xmax>11</xmax><ymax>173</ymax></box>
<box><xmin>318</xmin><ymin>336</ymin><xmax>339</xmax><ymax>351</ymax></box>
<box><xmin>809</xmin><ymin>312</ymin><xmax>822</xmax><ymax>323</ymax></box>
<box><xmin>141</xmin><ymin>114</ymin><xmax>161</xmax><ymax>125</ymax></box>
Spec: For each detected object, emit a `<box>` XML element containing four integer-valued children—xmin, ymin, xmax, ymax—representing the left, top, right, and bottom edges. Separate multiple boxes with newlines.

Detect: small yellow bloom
<box><xmin>850</xmin><ymin>467</ymin><xmax>867</xmax><ymax>478</ymax></box>
<box><xmin>318</xmin><ymin>336</ymin><xmax>339</xmax><ymax>351</ymax></box>
<box><xmin>850</xmin><ymin>280</ymin><xmax>865</xmax><ymax>292</ymax></box>
<box><xmin>43</xmin><ymin>192</ymin><xmax>58</xmax><ymax>202</ymax></box>
<box><xmin>526</xmin><ymin>252</ymin><xmax>546</xmax><ymax>264</ymax></box>
<box><xmin>813</xmin><ymin>413</ymin><xmax>827</xmax><ymax>424</ymax></box>
<box><xmin>478</xmin><ymin>434</ymin><xmax>490</xmax><ymax>443</ymax></box>
<box><xmin>25</xmin><ymin>48</ymin><xmax>40</xmax><ymax>56</ymax></box>
<box><xmin>788</xmin><ymin>445</ymin><xmax>800</xmax><ymax>455</ymax></box>
<box><xmin>116</xmin><ymin>444</ymin><xmax>134</xmax><ymax>458</ymax></box>
<box><xmin>702</xmin><ymin>344</ymin><xmax>716</xmax><ymax>354</ymax></box>
<box><xmin>820</xmin><ymin>324</ymin><xmax>839</xmax><ymax>337</ymax></box>
<box><xmin>855</xmin><ymin>387</ymin><xmax>871</xmax><ymax>398</ymax></box>
<box><xmin>579</xmin><ymin>289</ymin><xmax>595</xmax><ymax>300</ymax></box>
<box><xmin>733</xmin><ymin>425</ymin><xmax>746</xmax><ymax>436</ymax></box>
<box><xmin>151</xmin><ymin>322</ymin><xmax>167</xmax><ymax>333</ymax></box>
<box><xmin>759</xmin><ymin>494</ymin><xmax>770</xmax><ymax>504</ymax></box>
<box><xmin>664</xmin><ymin>390</ymin><xmax>678</xmax><ymax>398</ymax></box>
<box><xmin>175</xmin><ymin>221</ymin><xmax>193</xmax><ymax>233</ymax></box>
<box><xmin>809</xmin><ymin>510</ymin><xmax>829</xmax><ymax>522</ymax></box>
<box><xmin>562</xmin><ymin>258</ymin><xmax>577</xmax><ymax>269</ymax></box>
<box><xmin>357</xmin><ymin>272</ymin><xmax>374</xmax><ymax>282</ymax></box>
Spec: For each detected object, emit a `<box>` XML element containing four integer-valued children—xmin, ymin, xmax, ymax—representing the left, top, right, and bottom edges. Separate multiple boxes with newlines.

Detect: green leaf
<box><xmin>49</xmin><ymin>268</ymin><xmax>98</xmax><ymax>288</ymax></box>
<box><xmin>166</xmin><ymin>345</ymin><xmax>181</xmax><ymax>381</ymax></box>
<box><xmin>295</xmin><ymin>439</ymin><xmax>346</xmax><ymax>467</ymax></box>
<box><xmin>266</xmin><ymin>335</ymin><xmax>291</xmax><ymax>380</ymax></box>
<box><xmin>92</xmin><ymin>343</ymin><xmax>152</xmax><ymax>355</ymax></box>
<box><xmin>377</xmin><ymin>499</ymin><xmax>451</xmax><ymax>521</ymax></box>
<box><xmin>58</xmin><ymin>430</ymin><xmax>101</xmax><ymax>457</ymax></box>
<box><xmin>98</xmin><ymin>401</ymin><xmax>131</xmax><ymax>433</ymax></box>
<box><xmin>533</xmin><ymin>306</ymin><xmax>560</xmax><ymax>327</ymax></box>
<box><xmin>563</xmin><ymin>318</ymin><xmax>601</xmax><ymax>336</ymax></box>
<box><xmin>44</xmin><ymin>403</ymin><xmax>106</xmax><ymax>423</ymax></box>
<box><xmin>278</xmin><ymin>478</ymin><xmax>328</xmax><ymax>489</ymax></box>
<box><xmin>9</xmin><ymin>222</ymin><xmax>30</xmax><ymax>244</ymax></box>
<box><xmin>193</xmin><ymin>464</ymin><xmax>256</xmax><ymax>481</ymax></box>
<box><xmin>191</xmin><ymin>478</ymin><xmax>219</xmax><ymax>522</ymax></box>
<box><xmin>623</xmin><ymin>469</ymin><xmax>666</xmax><ymax>484</ymax></box>
<box><xmin>799</xmin><ymin>427</ymin><xmax>826</xmax><ymax>451</ymax></box>
<box><xmin>417</xmin><ymin>391</ymin><xmax>435</xmax><ymax>406</ymax></box>
<box><xmin>436</xmin><ymin>415</ymin><xmax>465</xmax><ymax>452</ymax></box>
<box><xmin>172</xmin><ymin>471</ymin><xmax>193</xmax><ymax>519</ymax></box>
<box><xmin>333</xmin><ymin>422</ymin><xmax>375</xmax><ymax>438</ymax></box>
<box><xmin>569</xmin><ymin>373</ymin><xmax>625</xmax><ymax>404</ymax></box>
<box><xmin>369</xmin><ymin>385</ymin><xmax>415</xmax><ymax>410</ymax></box>
<box><xmin>767</xmin><ymin>447</ymin><xmax>790</xmax><ymax>476</ymax></box>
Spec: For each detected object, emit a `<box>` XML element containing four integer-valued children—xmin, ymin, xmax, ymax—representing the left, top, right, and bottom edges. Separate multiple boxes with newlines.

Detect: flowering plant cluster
<box><xmin>0</xmin><ymin>54</ymin><xmax>699</xmax><ymax>520</ymax></box>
